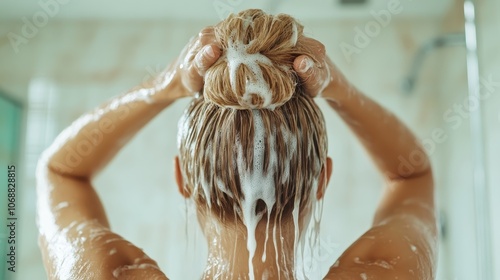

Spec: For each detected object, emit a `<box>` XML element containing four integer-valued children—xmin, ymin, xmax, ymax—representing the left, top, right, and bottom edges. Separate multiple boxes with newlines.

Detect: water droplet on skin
<box><xmin>76</xmin><ymin>222</ymin><xmax>87</xmax><ymax>232</ymax></box>
<box><xmin>112</xmin><ymin>263</ymin><xmax>160</xmax><ymax>278</ymax></box>
<box><xmin>54</xmin><ymin>201</ymin><xmax>69</xmax><ymax>211</ymax></box>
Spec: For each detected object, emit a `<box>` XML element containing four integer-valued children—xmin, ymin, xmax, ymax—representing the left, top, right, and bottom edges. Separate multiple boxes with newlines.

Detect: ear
<box><xmin>174</xmin><ymin>156</ymin><xmax>190</xmax><ymax>198</ymax></box>
<box><xmin>316</xmin><ymin>157</ymin><xmax>333</xmax><ymax>200</ymax></box>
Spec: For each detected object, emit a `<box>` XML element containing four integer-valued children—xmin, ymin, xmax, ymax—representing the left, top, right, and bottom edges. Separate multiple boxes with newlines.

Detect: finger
<box><xmin>183</xmin><ymin>44</ymin><xmax>221</xmax><ymax>92</ymax></box>
<box><xmin>198</xmin><ymin>27</ymin><xmax>216</xmax><ymax>45</ymax></box>
<box><xmin>297</xmin><ymin>37</ymin><xmax>326</xmax><ymax>61</ymax></box>
<box><xmin>194</xmin><ymin>44</ymin><xmax>221</xmax><ymax>75</ymax></box>
<box><xmin>293</xmin><ymin>55</ymin><xmax>323</xmax><ymax>96</ymax></box>
<box><xmin>182</xmin><ymin>29</ymin><xmax>219</xmax><ymax>68</ymax></box>
<box><xmin>294</xmin><ymin>55</ymin><xmax>315</xmax><ymax>75</ymax></box>
<box><xmin>199</xmin><ymin>26</ymin><xmax>214</xmax><ymax>37</ymax></box>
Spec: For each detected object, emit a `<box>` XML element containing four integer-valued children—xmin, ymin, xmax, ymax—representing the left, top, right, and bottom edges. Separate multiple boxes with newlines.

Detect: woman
<box><xmin>36</xmin><ymin>9</ymin><xmax>437</xmax><ymax>280</ymax></box>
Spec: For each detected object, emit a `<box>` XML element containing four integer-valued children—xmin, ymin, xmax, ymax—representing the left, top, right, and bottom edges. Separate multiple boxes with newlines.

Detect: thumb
<box><xmin>293</xmin><ymin>55</ymin><xmax>322</xmax><ymax>96</ymax></box>
<box><xmin>294</xmin><ymin>55</ymin><xmax>315</xmax><ymax>78</ymax></box>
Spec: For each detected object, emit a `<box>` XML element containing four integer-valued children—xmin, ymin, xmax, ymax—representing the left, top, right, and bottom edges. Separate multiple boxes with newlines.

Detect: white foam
<box><xmin>280</xmin><ymin>126</ymin><xmax>297</xmax><ymax>184</ymax></box>
<box><xmin>54</xmin><ymin>201</ymin><xmax>69</xmax><ymax>211</ymax></box>
<box><xmin>104</xmin><ymin>238</ymin><xmax>123</xmax><ymax>244</ymax></box>
<box><xmin>295</xmin><ymin>176</ymin><xmax>322</xmax><ymax>277</ymax></box>
<box><xmin>353</xmin><ymin>257</ymin><xmax>364</xmax><ymax>264</ymax></box>
<box><xmin>238</xmin><ymin>117</ymin><xmax>322</xmax><ymax>280</ymax></box>
<box><xmin>216</xmin><ymin>178</ymin><xmax>233</xmax><ymax>198</ymax></box>
<box><xmin>226</xmin><ymin>35</ymin><xmax>274</xmax><ymax>109</ymax></box>
<box><xmin>262</xmin><ymin>210</ymin><xmax>271</xmax><ymax>262</ymax></box>
<box><xmin>89</xmin><ymin>226</ymin><xmax>110</xmax><ymax>241</ymax></box>
<box><xmin>410</xmin><ymin>244</ymin><xmax>417</xmax><ymax>252</ymax></box>
<box><xmin>236</xmin><ymin>110</ymin><xmax>277</xmax><ymax>280</ymax></box>
<box><xmin>317</xmin><ymin>64</ymin><xmax>332</xmax><ymax>97</ymax></box>
<box><xmin>292</xmin><ymin>199</ymin><xmax>300</xmax><ymax>278</ymax></box>
<box><xmin>199</xmin><ymin>161</ymin><xmax>211</xmax><ymax>208</ymax></box>
<box><xmin>76</xmin><ymin>221</ymin><xmax>87</xmax><ymax>232</ymax></box>
<box><xmin>241</xmin><ymin>15</ymin><xmax>253</xmax><ymax>31</ymax></box>
<box><xmin>262</xmin><ymin>268</ymin><xmax>270</xmax><ymax>280</ymax></box>
<box><xmin>112</xmin><ymin>263</ymin><xmax>160</xmax><ymax>278</ymax></box>
<box><xmin>302</xmin><ymin>57</ymin><xmax>315</xmax><ymax>73</ymax></box>
<box><xmin>272</xmin><ymin>222</ymin><xmax>281</xmax><ymax>280</ymax></box>
<box><xmin>290</xmin><ymin>23</ymin><xmax>298</xmax><ymax>47</ymax></box>
<box><xmin>177</xmin><ymin>101</ymin><xmax>324</xmax><ymax>279</ymax></box>
<box><xmin>354</xmin><ymin>257</ymin><xmax>393</xmax><ymax>270</ymax></box>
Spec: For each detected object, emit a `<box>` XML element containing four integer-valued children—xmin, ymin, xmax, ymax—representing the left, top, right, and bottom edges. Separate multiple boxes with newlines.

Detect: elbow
<box><xmin>389</xmin><ymin>148</ymin><xmax>433</xmax><ymax>181</ymax></box>
<box><xmin>36</xmin><ymin>149</ymin><xmax>53</xmax><ymax>177</ymax></box>
<box><xmin>37</xmin><ymin>147</ymin><xmax>63</xmax><ymax>176</ymax></box>
<box><xmin>37</xmin><ymin>147</ymin><xmax>89</xmax><ymax>181</ymax></box>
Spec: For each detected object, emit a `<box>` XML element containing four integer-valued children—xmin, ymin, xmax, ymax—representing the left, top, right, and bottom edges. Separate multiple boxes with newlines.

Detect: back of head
<box><xmin>178</xmin><ymin>9</ymin><xmax>327</xmax><ymax>230</ymax></box>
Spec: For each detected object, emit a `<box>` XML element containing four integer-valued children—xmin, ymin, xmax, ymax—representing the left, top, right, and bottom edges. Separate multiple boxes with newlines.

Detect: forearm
<box><xmin>35</xmin><ymin>29</ymin><xmax>218</xmax><ymax>280</ymax></box>
<box><xmin>324</xmin><ymin>80</ymin><xmax>430</xmax><ymax>180</ymax></box>
<box><xmin>43</xmin><ymin>70</ymin><xmax>180</xmax><ymax>178</ymax></box>
<box><xmin>36</xmin><ymin>74</ymin><xmax>178</xmax><ymax>279</ymax></box>
<box><xmin>35</xmin><ymin>71</ymin><xmax>181</xmax><ymax>279</ymax></box>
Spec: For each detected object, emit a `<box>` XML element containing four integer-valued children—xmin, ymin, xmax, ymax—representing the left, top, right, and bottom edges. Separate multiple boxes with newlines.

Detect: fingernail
<box><xmin>204</xmin><ymin>46</ymin><xmax>216</xmax><ymax>58</ymax></box>
<box><xmin>299</xmin><ymin>57</ymin><xmax>314</xmax><ymax>73</ymax></box>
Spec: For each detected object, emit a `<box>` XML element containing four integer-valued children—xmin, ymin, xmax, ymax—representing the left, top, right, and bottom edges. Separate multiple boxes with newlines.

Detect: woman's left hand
<box><xmin>153</xmin><ymin>27</ymin><xmax>222</xmax><ymax>102</ymax></box>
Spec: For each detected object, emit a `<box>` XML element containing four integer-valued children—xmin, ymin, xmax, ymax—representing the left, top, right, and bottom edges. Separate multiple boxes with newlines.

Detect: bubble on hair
<box><xmin>203</xmin><ymin>9</ymin><xmax>303</xmax><ymax>110</ymax></box>
<box><xmin>291</xmin><ymin>22</ymin><xmax>299</xmax><ymax>47</ymax></box>
<box><xmin>177</xmin><ymin>9</ymin><xmax>328</xmax><ymax>280</ymax></box>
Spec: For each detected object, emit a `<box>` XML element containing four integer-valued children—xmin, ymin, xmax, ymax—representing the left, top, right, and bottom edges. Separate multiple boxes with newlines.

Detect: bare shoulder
<box><xmin>325</xmin><ymin>214</ymin><xmax>437</xmax><ymax>280</ymax></box>
<box><xmin>88</xmin><ymin>231</ymin><xmax>170</xmax><ymax>280</ymax></box>
<box><xmin>324</xmin><ymin>174</ymin><xmax>438</xmax><ymax>280</ymax></box>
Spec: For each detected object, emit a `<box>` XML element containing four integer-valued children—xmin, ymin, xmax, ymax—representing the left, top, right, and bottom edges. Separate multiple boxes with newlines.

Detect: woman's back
<box><xmin>35</xmin><ymin>9</ymin><xmax>437</xmax><ymax>280</ymax></box>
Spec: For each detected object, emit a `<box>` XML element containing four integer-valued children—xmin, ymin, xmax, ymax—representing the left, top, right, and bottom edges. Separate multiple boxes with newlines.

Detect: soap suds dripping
<box><xmin>236</xmin><ymin>110</ymin><xmax>277</xmax><ymax>280</ymax></box>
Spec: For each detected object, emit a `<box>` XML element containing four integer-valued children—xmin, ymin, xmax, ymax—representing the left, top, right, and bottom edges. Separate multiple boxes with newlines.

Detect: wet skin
<box><xmin>36</xmin><ymin>27</ymin><xmax>437</xmax><ymax>279</ymax></box>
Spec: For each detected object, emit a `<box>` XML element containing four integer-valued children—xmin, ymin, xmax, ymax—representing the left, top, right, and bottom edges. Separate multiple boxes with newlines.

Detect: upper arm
<box><xmin>36</xmin><ymin>164</ymin><xmax>169</xmax><ymax>280</ymax></box>
<box><xmin>373</xmin><ymin>172</ymin><xmax>435</xmax><ymax>226</ymax></box>
<box><xmin>324</xmin><ymin>173</ymin><xmax>438</xmax><ymax>280</ymax></box>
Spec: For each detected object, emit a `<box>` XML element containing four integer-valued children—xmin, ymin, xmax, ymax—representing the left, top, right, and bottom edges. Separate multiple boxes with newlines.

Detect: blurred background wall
<box><xmin>0</xmin><ymin>0</ymin><xmax>499</xmax><ymax>279</ymax></box>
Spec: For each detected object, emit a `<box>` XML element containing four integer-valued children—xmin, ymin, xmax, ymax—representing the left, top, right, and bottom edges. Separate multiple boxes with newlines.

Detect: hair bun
<box><xmin>204</xmin><ymin>9</ymin><xmax>303</xmax><ymax>110</ymax></box>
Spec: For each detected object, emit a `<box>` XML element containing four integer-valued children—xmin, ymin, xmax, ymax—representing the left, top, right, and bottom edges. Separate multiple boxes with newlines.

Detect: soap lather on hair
<box><xmin>204</xmin><ymin>10</ymin><xmax>317</xmax><ymax>110</ymax></box>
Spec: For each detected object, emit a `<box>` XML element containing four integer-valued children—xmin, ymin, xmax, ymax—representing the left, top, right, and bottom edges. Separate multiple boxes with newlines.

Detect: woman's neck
<box><xmin>200</xmin><ymin>221</ymin><xmax>297</xmax><ymax>280</ymax></box>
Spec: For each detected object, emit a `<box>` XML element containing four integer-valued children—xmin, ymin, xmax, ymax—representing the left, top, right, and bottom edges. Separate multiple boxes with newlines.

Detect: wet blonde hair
<box><xmin>178</xmin><ymin>9</ymin><xmax>327</xmax><ymax>226</ymax></box>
